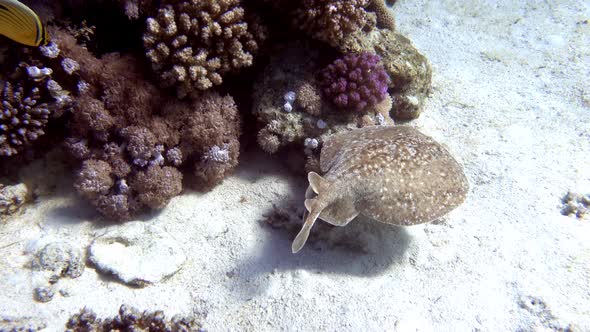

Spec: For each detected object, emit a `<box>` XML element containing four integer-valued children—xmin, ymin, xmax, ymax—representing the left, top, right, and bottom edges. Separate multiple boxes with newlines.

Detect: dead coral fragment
<box><xmin>143</xmin><ymin>0</ymin><xmax>266</xmax><ymax>97</ymax></box>
<box><xmin>66</xmin><ymin>304</ymin><xmax>202</xmax><ymax>332</ymax></box>
<box><xmin>0</xmin><ymin>183</ymin><xmax>29</xmax><ymax>217</ymax></box>
<box><xmin>561</xmin><ymin>191</ymin><xmax>589</xmax><ymax>220</ymax></box>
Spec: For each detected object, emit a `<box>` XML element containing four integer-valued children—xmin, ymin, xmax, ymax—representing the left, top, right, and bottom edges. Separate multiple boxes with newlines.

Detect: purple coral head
<box><xmin>319</xmin><ymin>52</ymin><xmax>391</xmax><ymax>111</ymax></box>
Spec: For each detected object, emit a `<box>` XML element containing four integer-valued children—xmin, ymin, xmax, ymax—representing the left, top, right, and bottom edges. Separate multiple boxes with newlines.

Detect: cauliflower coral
<box><xmin>319</xmin><ymin>52</ymin><xmax>390</xmax><ymax>111</ymax></box>
<box><xmin>46</xmin><ymin>29</ymin><xmax>242</xmax><ymax>220</ymax></box>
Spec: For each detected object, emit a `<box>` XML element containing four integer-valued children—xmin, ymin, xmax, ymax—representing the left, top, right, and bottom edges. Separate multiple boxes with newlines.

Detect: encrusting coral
<box><xmin>319</xmin><ymin>51</ymin><xmax>390</xmax><ymax>111</ymax></box>
<box><xmin>143</xmin><ymin>0</ymin><xmax>267</xmax><ymax>98</ymax></box>
<box><xmin>45</xmin><ymin>28</ymin><xmax>241</xmax><ymax>220</ymax></box>
<box><xmin>66</xmin><ymin>304</ymin><xmax>202</xmax><ymax>332</ymax></box>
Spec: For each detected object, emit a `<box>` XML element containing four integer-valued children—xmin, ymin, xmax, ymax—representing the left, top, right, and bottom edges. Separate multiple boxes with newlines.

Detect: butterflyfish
<box><xmin>0</xmin><ymin>0</ymin><xmax>48</xmax><ymax>46</ymax></box>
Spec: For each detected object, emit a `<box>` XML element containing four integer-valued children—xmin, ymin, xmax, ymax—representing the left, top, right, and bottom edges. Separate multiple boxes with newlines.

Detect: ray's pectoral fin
<box><xmin>305</xmin><ymin>194</ymin><xmax>358</xmax><ymax>226</ymax></box>
<box><xmin>292</xmin><ymin>198</ymin><xmax>324</xmax><ymax>254</ymax></box>
<box><xmin>308</xmin><ymin>172</ymin><xmax>329</xmax><ymax>194</ymax></box>
<box><xmin>319</xmin><ymin>197</ymin><xmax>359</xmax><ymax>226</ymax></box>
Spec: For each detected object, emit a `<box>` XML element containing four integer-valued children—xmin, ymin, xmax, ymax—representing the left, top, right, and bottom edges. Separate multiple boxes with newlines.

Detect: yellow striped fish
<box><xmin>0</xmin><ymin>0</ymin><xmax>48</xmax><ymax>46</ymax></box>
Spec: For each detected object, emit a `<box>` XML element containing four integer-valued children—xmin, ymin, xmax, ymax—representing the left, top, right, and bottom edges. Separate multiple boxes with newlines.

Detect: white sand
<box><xmin>1</xmin><ymin>0</ymin><xmax>589</xmax><ymax>331</ymax></box>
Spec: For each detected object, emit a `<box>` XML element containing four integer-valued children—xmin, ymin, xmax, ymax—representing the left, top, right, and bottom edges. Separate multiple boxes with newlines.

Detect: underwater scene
<box><xmin>0</xmin><ymin>0</ymin><xmax>588</xmax><ymax>330</ymax></box>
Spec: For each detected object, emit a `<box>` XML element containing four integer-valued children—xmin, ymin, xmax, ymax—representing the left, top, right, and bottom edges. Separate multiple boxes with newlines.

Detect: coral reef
<box><xmin>0</xmin><ymin>0</ymin><xmax>430</xmax><ymax>221</ymax></box>
<box><xmin>0</xmin><ymin>182</ymin><xmax>29</xmax><ymax>218</ymax></box>
<box><xmin>143</xmin><ymin>0</ymin><xmax>267</xmax><ymax>98</ymax></box>
<box><xmin>319</xmin><ymin>52</ymin><xmax>390</xmax><ymax>111</ymax></box>
<box><xmin>66</xmin><ymin>304</ymin><xmax>203</xmax><ymax>332</ymax></box>
<box><xmin>251</xmin><ymin>0</ymin><xmax>430</xmax><ymax>119</ymax></box>
<box><xmin>341</xmin><ymin>29</ymin><xmax>432</xmax><ymax>119</ymax></box>
<box><xmin>252</xmin><ymin>44</ymin><xmax>393</xmax><ymax>163</ymax></box>
<box><xmin>49</xmin><ymin>29</ymin><xmax>240</xmax><ymax>220</ymax></box>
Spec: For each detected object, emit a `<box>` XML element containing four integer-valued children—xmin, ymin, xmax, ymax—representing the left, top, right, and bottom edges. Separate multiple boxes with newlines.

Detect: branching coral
<box><xmin>294</xmin><ymin>0</ymin><xmax>376</xmax><ymax>47</ymax></box>
<box><xmin>0</xmin><ymin>62</ymin><xmax>72</xmax><ymax>157</ymax></box>
<box><xmin>369</xmin><ymin>0</ymin><xmax>396</xmax><ymax>30</ymax></box>
<box><xmin>319</xmin><ymin>52</ymin><xmax>390</xmax><ymax>111</ymax></box>
<box><xmin>143</xmin><ymin>0</ymin><xmax>267</xmax><ymax>98</ymax></box>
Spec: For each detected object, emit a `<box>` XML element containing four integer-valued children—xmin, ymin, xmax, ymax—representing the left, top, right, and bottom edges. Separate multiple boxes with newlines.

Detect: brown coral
<box><xmin>132</xmin><ymin>165</ymin><xmax>182</xmax><ymax>209</ymax></box>
<box><xmin>143</xmin><ymin>0</ymin><xmax>266</xmax><ymax>98</ymax></box>
<box><xmin>369</xmin><ymin>0</ymin><xmax>396</xmax><ymax>30</ymax></box>
<box><xmin>74</xmin><ymin>159</ymin><xmax>114</xmax><ymax>201</ymax></box>
<box><xmin>165</xmin><ymin>92</ymin><xmax>241</xmax><ymax>188</ymax></box>
<box><xmin>0</xmin><ymin>62</ymin><xmax>72</xmax><ymax>157</ymax></box>
<box><xmin>294</xmin><ymin>0</ymin><xmax>376</xmax><ymax>47</ymax></box>
<box><xmin>52</xmin><ymin>28</ymin><xmax>241</xmax><ymax>220</ymax></box>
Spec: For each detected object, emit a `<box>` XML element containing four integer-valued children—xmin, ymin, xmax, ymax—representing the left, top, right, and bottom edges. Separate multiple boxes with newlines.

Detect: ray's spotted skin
<box><xmin>292</xmin><ymin>125</ymin><xmax>469</xmax><ymax>253</ymax></box>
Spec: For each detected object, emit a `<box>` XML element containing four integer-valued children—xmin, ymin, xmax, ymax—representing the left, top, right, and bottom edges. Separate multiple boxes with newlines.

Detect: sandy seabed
<box><xmin>1</xmin><ymin>0</ymin><xmax>589</xmax><ymax>331</ymax></box>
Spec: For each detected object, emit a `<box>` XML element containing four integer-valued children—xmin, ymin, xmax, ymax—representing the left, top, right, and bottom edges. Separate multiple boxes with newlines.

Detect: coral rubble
<box><xmin>31</xmin><ymin>241</ymin><xmax>85</xmax><ymax>303</ymax></box>
<box><xmin>561</xmin><ymin>191</ymin><xmax>589</xmax><ymax>220</ymax></box>
<box><xmin>0</xmin><ymin>182</ymin><xmax>29</xmax><ymax>217</ymax></box>
<box><xmin>66</xmin><ymin>304</ymin><xmax>202</xmax><ymax>332</ymax></box>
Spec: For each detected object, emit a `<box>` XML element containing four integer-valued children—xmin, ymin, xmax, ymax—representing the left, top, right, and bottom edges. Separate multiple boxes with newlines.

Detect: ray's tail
<box><xmin>291</xmin><ymin>198</ymin><xmax>323</xmax><ymax>253</ymax></box>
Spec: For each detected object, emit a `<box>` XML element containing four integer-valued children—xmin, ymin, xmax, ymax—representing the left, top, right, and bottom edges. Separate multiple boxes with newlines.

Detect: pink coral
<box><xmin>319</xmin><ymin>52</ymin><xmax>390</xmax><ymax>111</ymax></box>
